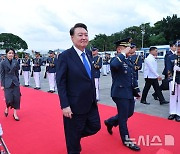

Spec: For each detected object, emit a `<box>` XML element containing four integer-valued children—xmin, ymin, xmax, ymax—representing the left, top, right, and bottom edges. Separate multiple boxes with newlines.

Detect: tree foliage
<box><xmin>0</xmin><ymin>33</ymin><xmax>28</xmax><ymax>50</ymax></box>
<box><xmin>89</xmin><ymin>14</ymin><xmax>180</xmax><ymax>51</ymax></box>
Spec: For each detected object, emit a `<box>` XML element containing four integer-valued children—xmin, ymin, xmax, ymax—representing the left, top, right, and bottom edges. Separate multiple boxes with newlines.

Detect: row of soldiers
<box><xmin>15</xmin><ymin>50</ymin><xmax>57</xmax><ymax>93</ymax></box>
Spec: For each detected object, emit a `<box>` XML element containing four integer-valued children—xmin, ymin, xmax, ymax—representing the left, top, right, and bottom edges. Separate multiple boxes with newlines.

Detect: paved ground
<box><xmin>19</xmin><ymin>59</ymin><xmax>170</xmax><ymax>119</ymax></box>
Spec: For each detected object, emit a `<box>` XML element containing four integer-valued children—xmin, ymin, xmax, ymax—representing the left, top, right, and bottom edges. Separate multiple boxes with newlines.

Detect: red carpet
<box><xmin>0</xmin><ymin>87</ymin><xmax>180</xmax><ymax>154</ymax></box>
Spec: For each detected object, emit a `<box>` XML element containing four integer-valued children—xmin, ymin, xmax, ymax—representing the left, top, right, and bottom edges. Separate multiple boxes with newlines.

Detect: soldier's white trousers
<box><xmin>107</xmin><ymin>64</ymin><xmax>110</xmax><ymax>73</ymax></box>
<box><xmin>34</xmin><ymin>72</ymin><xmax>40</xmax><ymax>88</ymax></box>
<box><xmin>169</xmin><ymin>81</ymin><xmax>180</xmax><ymax>116</ymax></box>
<box><xmin>94</xmin><ymin>78</ymin><xmax>100</xmax><ymax>100</ymax></box>
<box><xmin>23</xmin><ymin>71</ymin><xmax>30</xmax><ymax>86</ymax></box>
<box><xmin>102</xmin><ymin>65</ymin><xmax>107</xmax><ymax>75</ymax></box>
<box><xmin>48</xmin><ymin>73</ymin><xmax>56</xmax><ymax>91</ymax></box>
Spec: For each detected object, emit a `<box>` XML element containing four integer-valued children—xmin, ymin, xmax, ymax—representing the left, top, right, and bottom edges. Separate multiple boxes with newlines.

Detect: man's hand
<box><xmin>121</xmin><ymin>47</ymin><xmax>131</xmax><ymax>55</ymax></box>
<box><xmin>1</xmin><ymin>86</ymin><xmax>4</xmax><ymax>90</ymax></box>
<box><xmin>173</xmin><ymin>65</ymin><xmax>180</xmax><ymax>72</ymax></box>
<box><xmin>62</xmin><ymin>106</ymin><xmax>73</xmax><ymax>119</ymax></box>
<box><xmin>157</xmin><ymin>76</ymin><xmax>162</xmax><ymax>81</ymax></box>
<box><xmin>136</xmin><ymin>92</ymin><xmax>141</xmax><ymax>100</ymax></box>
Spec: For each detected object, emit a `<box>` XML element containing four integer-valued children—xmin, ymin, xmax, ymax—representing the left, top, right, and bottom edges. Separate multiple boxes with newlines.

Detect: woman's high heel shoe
<box><xmin>13</xmin><ymin>114</ymin><xmax>20</xmax><ymax>121</ymax></box>
<box><xmin>4</xmin><ymin>112</ymin><xmax>8</xmax><ymax>117</ymax></box>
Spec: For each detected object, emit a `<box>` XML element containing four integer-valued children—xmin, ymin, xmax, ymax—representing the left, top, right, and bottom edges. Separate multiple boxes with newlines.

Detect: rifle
<box><xmin>134</xmin><ymin>55</ymin><xmax>140</xmax><ymax>70</ymax></box>
<box><xmin>0</xmin><ymin>125</ymin><xmax>10</xmax><ymax>154</ymax></box>
<box><xmin>94</xmin><ymin>56</ymin><xmax>101</xmax><ymax>69</ymax></box>
<box><xmin>31</xmin><ymin>70</ymin><xmax>34</xmax><ymax>77</ymax></box>
<box><xmin>31</xmin><ymin>59</ymin><xmax>34</xmax><ymax>77</ymax></box>
<box><xmin>20</xmin><ymin>69</ymin><xmax>23</xmax><ymax>75</ymax></box>
<box><xmin>44</xmin><ymin>66</ymin><xmax>47</xmax><ymax>79</ymax></box>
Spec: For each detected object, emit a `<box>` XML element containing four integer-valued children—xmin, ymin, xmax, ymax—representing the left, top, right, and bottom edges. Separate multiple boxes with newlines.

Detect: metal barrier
<box><xmin>0</xmin><ymin>124</ymin><xmax>10</xmax><ymax>154</ymax></box>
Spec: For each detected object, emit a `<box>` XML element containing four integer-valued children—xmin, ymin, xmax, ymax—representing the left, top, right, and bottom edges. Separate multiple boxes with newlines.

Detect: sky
<box><xmin>0</xmin><ymin>0</ymin><xmax>180</xmax><ymax>52</ymax></box>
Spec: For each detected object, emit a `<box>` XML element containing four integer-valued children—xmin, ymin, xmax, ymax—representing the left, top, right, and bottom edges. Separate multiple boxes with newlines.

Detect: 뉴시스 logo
<box><xmin>125</xmin><ymin>135</ymin><xmax>174</xmax><ymax>146</ymax></box>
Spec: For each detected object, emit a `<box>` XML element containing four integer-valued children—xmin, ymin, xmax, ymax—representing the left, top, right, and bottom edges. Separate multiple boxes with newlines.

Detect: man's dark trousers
<box><xmin>106</xmin><ymin>97</ymin><xmax>135</xmax><ymax>143</ymax></box>
<box><xmin>141</xmin><ymin>78</ymin><xmax>165</xmax><ymax>102</ymax></box>
<box><xmin>63</xmin><ymin>103</ymin><xmax>101</xmax><ymax>154</ymax></box>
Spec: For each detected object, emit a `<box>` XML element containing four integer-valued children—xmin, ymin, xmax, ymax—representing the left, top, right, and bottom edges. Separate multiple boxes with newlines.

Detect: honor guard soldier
<box><xmin>46</xmin><ymin>50</ymin><xmax>57</xmax><ymax>93</ymax></box>
<box><xmin>167</xmin><ymin>41</ymin><xmax>180</xmax><ymax>122</ymax></box>
<box><xmin>152</xmin><ymin>42</ymin><xmax>176</xmax><ymax>100</ymax></box>
<box><xmin>32</xmin><ymin>51</ymin><xmax>42</xmax><ymax>89</ymax></box>
<box><xmin>14</xmin><ymin>53</ymin><xmax>21</xmax><ymax>75</ymax></box>
<box><xmin>0</xmin><ymin>55</ymin><xmax>5</xmax><ymax>62</ymax></box>
<box><xmin>129</xmin><ymin>43</ymin><xmax>142</xmax><ymax>80</ymax></box>
<box><xmin>102</xmin><ymin>53</ymin><xmax>109</xmax><ymax>76</ymax></box>
<box><xmin>21</xmin><ymin>53</ymin><xmax>31</xmax><ymax>87</ymax></box>
<box><xmin>107</xmin><ymin>53</ymin><xmax>111</xmax><ymax>74</ymax></box>
<box><xmin>104</xmin><ymin>38</ymin><xmax>141</xmax><ymax>151</ymax></box>
<box><xmin>92</xmin><ymin>47</ymin><xmax>102</xmax><ymax>100</ymax></box>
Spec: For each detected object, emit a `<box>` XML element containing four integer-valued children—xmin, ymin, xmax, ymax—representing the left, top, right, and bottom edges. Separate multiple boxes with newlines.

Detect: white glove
<box><xmin>173</xmin><ymin>65</ymin><xmax>180</xmax><ymax>71</ymax></box>
<box><xmin>46</xmin><ymin>63</ymin><xmax>49</xmax><ymax>66</ymax></box>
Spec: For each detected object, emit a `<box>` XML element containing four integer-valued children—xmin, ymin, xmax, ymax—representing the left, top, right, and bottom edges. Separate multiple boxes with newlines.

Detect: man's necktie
<box><xmin>81</xmin><ymin>52</ymin><xmax>91</xmax><ymax>78</ymax></box>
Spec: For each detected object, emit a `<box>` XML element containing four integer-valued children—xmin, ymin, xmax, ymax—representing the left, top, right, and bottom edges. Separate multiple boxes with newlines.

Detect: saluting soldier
<box><xmin>92</xmin><ymin>47</ymin><xmax>102</xmax><ymax>100</ymax></box>
<box><xmin>129</xmin><ymin>43</ymin><xmax>142</xmax><ymax>80</ymax></box>
<box><xmin>167</xmin><ymin>41</ymin><xmax>180</xmax><ymax>122</ymax></box>
<box><xmin>22</xmin><ymin>53</ymin><xmax>31</xmax><ymax>87</ymax></box>
<box><xmin>32</xmin><ymin>51</ymin><xmax>42</xmax><ymax>89</ymax></box>
<box><xmin>104</xmin><ymin>38</ymin><xmax>141</xmax><ymax>151</ymax></box>
<box><xmin>46</xmin><ymin>50</ymin><xmax>57</xmax><ymax>93</ymax></box>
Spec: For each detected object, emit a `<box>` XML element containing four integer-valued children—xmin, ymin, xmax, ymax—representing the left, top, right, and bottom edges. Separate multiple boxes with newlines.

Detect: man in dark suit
<box><xmin>56</xmin><ymin>23</ymin><xmax>101</xmax><ymax>154</ymax></box>
<box><xmin>104</xmin><ymin>38</ymin><xmax>141</xmax><ymax>151</ymax></box>
<box><xmin>92</xmin><ymin>47</ymin><xmax>102</xmax><ymax>101</ymax></box>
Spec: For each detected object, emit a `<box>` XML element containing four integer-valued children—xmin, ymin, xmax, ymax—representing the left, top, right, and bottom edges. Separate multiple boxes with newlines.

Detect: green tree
<box><xmin>0</xmin><ymin>33</ymin><xmax>28</xmax><ymax>50</ymax></box>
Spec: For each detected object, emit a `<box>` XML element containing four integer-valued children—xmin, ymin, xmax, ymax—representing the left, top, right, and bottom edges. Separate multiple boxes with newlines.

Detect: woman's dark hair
<box><xmin>70</xmin><ymin>23</ymin><xmax>88</xmax><ymax>36</ymax></box>
<box><xmin>5</xmin><ymin>48</ymin><xmax>15</xmax><ymax>54</ymax></box>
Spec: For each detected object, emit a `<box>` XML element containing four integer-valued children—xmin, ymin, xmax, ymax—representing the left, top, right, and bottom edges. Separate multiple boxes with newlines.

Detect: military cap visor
<box><xmin>92</xmin><ymin>48</ymin><xmax>98</xmax><ymax>51</ymax></box>
<box><xmin>35</xmin><ymin>51</ymin><xmax>40</xmax><ymax>55</ymax></box>
<box><xmin>175</xmin><ymin>40</ymin><xmax>180</xmax><ymax>47</ymax></box>
<box><xmin>114</xmin><ymin>37</ymin><xmax>132</xmax><ymax>47</ymax></box>
<box><xmin>48</xmin><ymin>50</ymin><xmax>55</xmax><ymax>54</ymax></box>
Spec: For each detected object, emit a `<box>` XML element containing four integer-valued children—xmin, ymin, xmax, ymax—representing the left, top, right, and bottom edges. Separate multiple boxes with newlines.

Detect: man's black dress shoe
<box><xmin>140</xmin><ymin>100</ymin><xmax>150</xmax><ymax>105</ymax></box>
<box><xmin>124</xmin><ymin>141</ymin><xmax>140</xmax><ymax>151</ymax></box>
<box><xmin>47</xmin><ymin>90</ymin><xmax>51</xmax><ymax>93</ymax></box>
<box><xmin>35</xmin><ymin>87</ymin><xmax>41</xmax><ymax>90</ymax></box>
<box><xmin>152</xmin><ymin>93</ymin><xmax>159</xmax><ymax>100</ymax></box>
<box><xmin>4</xmin><ymin>112</ymin><xmax>8</xmax><ymax>117</ymax></box>
<box><xmin>104</xmin><ymin>120</ymin><xmax>113</xmax><ymax>135</ymax></box>
<box><xmin>168</xmin><ymin>114</ymin><xmax>176</xmax><ymax>120</ymax></box>
<box><xmin>175</xmin><ymin>115</ymin><xmax>180</xmax><ymax>122</ymax></box>
<box><xmin>160</xmin><ymin>100</ymin><xmax>169</xmax><ymax>105</ymax></box>
<box><xmin>13</xmin><ymin>115</ymin><xmax>20</xmax><ymax>121</ymax></box>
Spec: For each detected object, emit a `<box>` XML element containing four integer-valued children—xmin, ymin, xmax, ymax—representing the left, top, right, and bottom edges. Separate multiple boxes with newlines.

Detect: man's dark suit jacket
<box><xmin>56</xmin><ymin>46</ymin><xmax>97</xmax><ymax>114</ymax></box>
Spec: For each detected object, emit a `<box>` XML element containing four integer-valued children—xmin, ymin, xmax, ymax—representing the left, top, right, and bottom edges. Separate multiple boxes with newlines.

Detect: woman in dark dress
<box><xmin>0</xmin><ymin>48</ymin><xmax>21</xmax><ymax>121</ymax></box>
